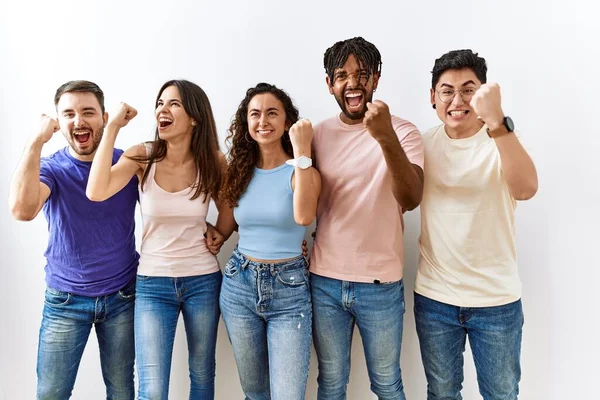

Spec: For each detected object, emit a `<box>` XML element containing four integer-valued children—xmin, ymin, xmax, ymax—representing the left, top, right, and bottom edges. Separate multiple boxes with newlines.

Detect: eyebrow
<box><xmin>440</xmin><ymin>80</ymin><xmax>477</xmax><ymax>88</ymax></box>
<box><xmin>249</xmin><ymin>107</ymin><xmax>280</xmax><ymax>113</ymax></box>
<box><xmin>61</xmin><ymin>107</ymin><xmax>98</xmax><ymax>113</ymax></box>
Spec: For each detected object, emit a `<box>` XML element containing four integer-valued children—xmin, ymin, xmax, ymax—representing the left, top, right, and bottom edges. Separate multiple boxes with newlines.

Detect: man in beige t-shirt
<box><xmin>415</xmin><ymin>49</ymin><xmax>538</xmax><ymax>400</ymax></box>
<box><xmin>310</xmin><ymin>37</ymin><xmax>424</xmax><ymax>400</ymax></box>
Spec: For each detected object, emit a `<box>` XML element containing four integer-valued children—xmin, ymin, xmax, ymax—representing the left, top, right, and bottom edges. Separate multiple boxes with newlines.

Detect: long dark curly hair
<box><xmin>127</xmin><ymin>79</ymin><xmax>221</xmax><ymax>202</ymax></box>
<box><xmin>222</xmin><ymin>82</ymin><xmax>299</xmax><ymax>207</ymax></box>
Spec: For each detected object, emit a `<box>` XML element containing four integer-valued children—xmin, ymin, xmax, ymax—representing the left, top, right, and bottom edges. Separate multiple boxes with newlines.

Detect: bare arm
<box><xmin>378</xmin><ymin>134</ymin><xmax>424</xmax><ymax>210</ymax></box>
<box><xmin>364</xmin><ymin>101</ymin><xmax>424</xmax><ymax>210</ymax></box>
<box><xmin>471</xmin><ymin>83</ymin><xmax>538</xmax><ymax>200</ymax></box>
<box><xmin>289</xmin><ymin>119</ymin><xmax>322</xmax><ymax>225</ymax></box>
<box><xmin>86</xmin><ymin>103</ymin><xmax>142</xmax><ymax>202</ymax></box>
<box><xmin>491</xmin><ymin>133</ymin><xmax>538</xmax><ymax>200</ymax></box>
<box><xmin>9</xmin><ymin>115</ymin><xmax>57</xmax><ymax>221</ymax></box>
<box><xmin>215</xmin><ymin>203</ymin><xmax>238</xmax><ymax>241</ymax></box>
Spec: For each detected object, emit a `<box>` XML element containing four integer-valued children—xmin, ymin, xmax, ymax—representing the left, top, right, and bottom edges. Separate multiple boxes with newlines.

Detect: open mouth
<box><xmin>345</xmin><ymin>91</ymin><xmax>364</xmax><ymax>111</ymax></box>
<box><xmin>73</xmin><ymin>130</ymin><xmax>91</xmax><ymax>144</ymax></box>
<box><xmin>158</xmin><ymin>117</ymin><xmax>173</xmax><ymax>129</ymax></box>
<box><xmin>256</xmin><ymin>129</ymin><xmax>273</xmax><ymax>136</ymax></box>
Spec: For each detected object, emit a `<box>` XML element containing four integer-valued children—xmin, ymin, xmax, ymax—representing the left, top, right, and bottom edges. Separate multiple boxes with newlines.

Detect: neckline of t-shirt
<box><xmin>63</xmin><ymin>146</ymin><xmax>94</xmax><ymax>167</ymax></box>
<box><xmin>335</xmin><ymin>113</ymin><xmax>366</xmax><ymax>131</ymax></box>
<box><xmin>442</xmin><ymin>124</ymin><xmax>487</xmax><ymax>144</ymax></box>
<box><xmin>255</xmin><ymin>162</ymin><xmax>289</xmax><ymax>174</ymax></box>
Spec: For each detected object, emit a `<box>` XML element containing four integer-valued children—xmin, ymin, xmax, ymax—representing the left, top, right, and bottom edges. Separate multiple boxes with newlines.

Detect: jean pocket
<box><xmin>117</xmin><ymin>279</ymin><xmax>136</xmax><ymax>300</ymax></box>
<box><xmin>223</xmin><ymin>258</ymin><xmax>240</xmax><ymax>279</ymax></box>
<box><xmin>276</xmin><ymin>267</ymin><xmax>309</xmax><ymax>287</ymax></box>
<box><xmin>44</xmin><ymin>287</ymin><xmax>71</xmax><ymax>307</ymax></box>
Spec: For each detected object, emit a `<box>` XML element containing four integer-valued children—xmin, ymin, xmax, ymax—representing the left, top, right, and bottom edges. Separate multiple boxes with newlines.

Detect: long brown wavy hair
<box><xmin>128</xmin><ymin>80</ymin><xmax>221</xmax><ymax>201</ymax></box>
<box><xmin>222</xmin><ymin>83</ymin><xmax>299</xmax><ymax>207</ymax></box>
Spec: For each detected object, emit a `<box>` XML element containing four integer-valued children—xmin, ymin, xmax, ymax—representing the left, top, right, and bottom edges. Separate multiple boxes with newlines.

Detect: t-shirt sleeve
<box><xmin>394</xmin><ymin>119</ymin><xmax>425</xmax><ymax>170</ymax></box>
<box><xmin>40</xmin><ymin>157</ymin><xmax>56</xmax><ymax>192</ymax></box>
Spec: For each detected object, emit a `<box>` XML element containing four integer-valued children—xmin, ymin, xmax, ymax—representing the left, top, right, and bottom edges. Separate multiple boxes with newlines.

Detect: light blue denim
<box><xmin>36</xmin><ymin>279</ymin><xmax>136</xmax><ymax>400</ymax></box>
<box><xmin>220</xmin><ymin>248</ymin><xmax>312</xmax><ymax>400</ymax></box>
<box><xmin>414</xmin><ymin>292</ymin><xmax>524</xmax><ymax>400</ymax></box>
<box><xmin>134</xmin><ymin>271</ymin><xmax>222</xmax><ymax>400</ymax></box>
<box><xmin>311</xmin><ymin>274</ymin><xmax>406</xmax><ymax>400</ymax></box>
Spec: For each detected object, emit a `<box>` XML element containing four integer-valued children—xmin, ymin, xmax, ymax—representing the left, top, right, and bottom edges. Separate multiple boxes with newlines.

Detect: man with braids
<box><xmin>309</xmin><ymin>36</ymin><xmax>424</xmax><ymax>400</ymax></box>
<box><xmin>415</xmin><ymin>49</ymin><xmax>537</xmax><ymax>400</ymax></box>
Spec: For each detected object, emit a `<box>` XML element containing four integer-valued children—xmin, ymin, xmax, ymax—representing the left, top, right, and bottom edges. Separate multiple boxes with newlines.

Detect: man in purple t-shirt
<box><xmin>8</xmin><ymin>81</ymin><xmax>139</xmax><ymax>399</ymax></box>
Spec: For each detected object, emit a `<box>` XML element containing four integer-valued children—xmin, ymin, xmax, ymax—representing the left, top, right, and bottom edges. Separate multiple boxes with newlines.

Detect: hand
<box><xmin>108</xmin><ymin>102</ymin><xmax>138</xmax><ymax>129</ymax></box>
<box><xmin>363</xmin><ymin>100</ymin><xmax>395</xmax><ymax>142</ymax></box>
<box><xmin>288</xmin><ymin>119</ymin><xmax>314</xmax><ymax>156</ymax></box>
<box><xmin>470</xmin><ymin>83</ymin><xmax>504</xmax><ymax>130</ymax></box>
<box><xmin>205</xmin><ymin>224</ymin><xmax>225</xmax><ymax>255</ymax></box>
<box><xmin>37</xmin><ymin>114</ymin><xmax>59</xmax><ymax>143</ymax></box>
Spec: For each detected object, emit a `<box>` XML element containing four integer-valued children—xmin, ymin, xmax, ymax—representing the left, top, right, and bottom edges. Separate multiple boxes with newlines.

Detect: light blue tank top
<box><xmin>234</xmin><ymin>163</ymin><xmax>307</xmax><ymax>260</ymax></box>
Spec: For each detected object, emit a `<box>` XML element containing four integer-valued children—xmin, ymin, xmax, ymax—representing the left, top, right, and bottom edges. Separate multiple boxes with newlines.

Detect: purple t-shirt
<box><xmin>40</xmin><ymin>147</ymin><xmax>139</xmax><ymax>296</ymax></box>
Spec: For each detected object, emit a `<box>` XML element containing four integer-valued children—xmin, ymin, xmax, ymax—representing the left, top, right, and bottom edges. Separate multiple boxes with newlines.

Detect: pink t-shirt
<box><xmin>310</xmin><ymin>114</ymin><xmax>424</xmax><ymax>283</ymax></box>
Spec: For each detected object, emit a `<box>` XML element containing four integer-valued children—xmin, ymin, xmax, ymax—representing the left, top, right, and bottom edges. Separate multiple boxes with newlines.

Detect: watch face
<box><xmin>504</xmin><ymin>116</ymin><xmax>515</xmax><ymax>132</ymax></box>
<box><xmin>297</xmin><ymin>157</ymin><xmax>311</xmax><ymax>169</ymax></box>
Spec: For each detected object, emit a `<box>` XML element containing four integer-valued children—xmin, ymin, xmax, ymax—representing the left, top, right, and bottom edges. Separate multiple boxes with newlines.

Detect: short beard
<box><xmin>67</xmin><ymin>126</ymin><xmax>104</xmax><ymax>156</ymax></box>
<box><xmin>335</xmin><ymin>89</ymin><xmax>374</xmax><ymax>121</ymax></box>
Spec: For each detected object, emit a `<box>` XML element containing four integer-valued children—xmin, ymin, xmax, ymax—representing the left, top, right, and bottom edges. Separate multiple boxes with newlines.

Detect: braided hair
<box><xmin>324</xmin><ymin>37</ymin><xmax>382</xmax><ymax>84</ymax></box>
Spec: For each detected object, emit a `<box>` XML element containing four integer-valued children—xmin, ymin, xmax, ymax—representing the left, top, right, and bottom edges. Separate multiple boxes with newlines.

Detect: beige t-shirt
<box><xmin>310</xmin><ymin>114</ymin><xmax>424</xmax><ymax>283</ymax></box>
<box><xmin>416</xmin><ymin>124</ymin><xmax>521</xmax><ymax>307</ymax></box>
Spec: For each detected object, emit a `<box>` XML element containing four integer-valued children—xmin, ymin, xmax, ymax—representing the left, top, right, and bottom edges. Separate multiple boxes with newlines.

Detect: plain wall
<box><xmin>0</xmin><ymin>0</ymin><xmax>598</xmax><ymax>398</ymax></box>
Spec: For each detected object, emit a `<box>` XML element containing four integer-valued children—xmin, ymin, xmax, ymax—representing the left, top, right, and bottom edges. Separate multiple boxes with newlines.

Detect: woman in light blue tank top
<box><xmin>216</xmin><ymin>83</ymin><xmax>322</xmax><ymax>399</ymax></box>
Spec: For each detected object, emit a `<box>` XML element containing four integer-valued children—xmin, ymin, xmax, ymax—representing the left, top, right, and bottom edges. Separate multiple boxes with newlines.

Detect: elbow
<box><xmin>513</xmin><ymin>183</ymin><xmax>538</xmax><ymax>201</ymax></box>
<box><xmin>398</xmin><ymin>192</ymin><xmax>423</xmax><ymax>212</ymax></box>
<box><xmin>10</xmin><ymin>203</ymin><xmax>36</xmax><ymax>221</ymax></box>
<box><xmin>86</xmin><ymin>188</ymin><xmax>107</xmax><ymax>202</ymax></box>
<box><xmin>294</xmin><ymin>214</ymin><xmax>315</xmax><ymax>226</ymax></box>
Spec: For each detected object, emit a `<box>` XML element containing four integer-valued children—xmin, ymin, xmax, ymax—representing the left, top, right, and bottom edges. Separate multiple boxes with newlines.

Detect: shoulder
<box><xmin>314</xmin><ymin>116</ymin><xmax>339</xmax><ymax>135</ymax></box>
<box><xmin>390</xmin><ymin>115</ymin><xmax>420</xmax><ymax>140</ymax></box>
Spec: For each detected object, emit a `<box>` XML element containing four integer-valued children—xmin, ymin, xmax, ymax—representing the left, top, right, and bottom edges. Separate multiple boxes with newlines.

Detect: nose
<box><xmin>451</xmin><ymin>91</ymin><xmax>465</xmax><ymax>106</ymax></box>
<box><xmin>258</xmin><ymin>113</ymin><xmax>267</xmax><ymax>127</ymax></box>
<box><xmin>73</xmin><ymin>113</ymin><xmax>85</xmax><ymax>127</ymax></box>
<box><xmin>347</xmin><ymin>73</ymin><xmax>359</xmax><ymax>88</ymax></box>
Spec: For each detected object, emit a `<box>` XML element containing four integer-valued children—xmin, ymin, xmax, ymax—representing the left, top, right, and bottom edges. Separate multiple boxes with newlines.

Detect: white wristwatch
<box><xmin>285</xmin><ymin>156</ymin><xmax>312</xmax><ymax>169</ymax></box>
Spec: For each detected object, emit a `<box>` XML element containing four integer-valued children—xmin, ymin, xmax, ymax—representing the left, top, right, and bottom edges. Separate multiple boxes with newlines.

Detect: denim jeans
<box><xmin>36</xmin><ymin>279</ymin><xmax>136</xmax><ymax>400</ymax></box>
<box><xmin>220</xmin><ymin>248</ymin><xmax>312</xmax><ymax>400</ymax></box>
<box><xmin>311</xmin><ymin>274</ymin><xmax>406</xmax><ymax>400</ymax></box>
<box><xmin>135</xmin><ymin>271</ymin><xmax>222</xmax><ymax>400</ymax></box>
<box><xmin>414</xmin><ymin>293</ymin><xmax>524</xmax><ymax>400</ymax></box>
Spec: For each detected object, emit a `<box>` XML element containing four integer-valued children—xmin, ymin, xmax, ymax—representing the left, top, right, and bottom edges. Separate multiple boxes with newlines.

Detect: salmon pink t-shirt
<box><xmin>310</xmin><ymin>114</ymin><xmax>424</xmax><ymax>283</ymax></box>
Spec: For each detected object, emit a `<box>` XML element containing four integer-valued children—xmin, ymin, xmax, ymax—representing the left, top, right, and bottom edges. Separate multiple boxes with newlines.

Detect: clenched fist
<box><xmin>108</xmin><ymin>102</ymin><xmax>138</xmax><ymax>129</ymax></box>
<box><xmin>38</xmin><ymin>114</ymin><xmax>59</xmax><ymax>143</ymax></box>
<box><xmin>470</xmin><ymin>83</ymin><xmax>504</xmax><ymax>130</ymax></box>
<box><xmin>363</xmin><ymin>100</ymin><xmax>395</xmax><ymax>142</ymax></box>
<box><xmin>289</xmin><ymin>119</ymin><xmax>314</xmax><ymax>156</ymax></box>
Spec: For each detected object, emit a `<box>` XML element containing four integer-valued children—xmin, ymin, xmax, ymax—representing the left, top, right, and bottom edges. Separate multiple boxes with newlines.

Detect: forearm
<box><xmin>494</xmin><ymin>134</ymin><xmax>538</xmax><ymax>200</ymax></box>
<box><xmin>379</xmin><ymin>134</ymin><xmax>423</xmax><ymax>210</ymax></box>
<box><xmin>215</xmin><ymin>205</ymin><xmax>237</xmax><ymax>240</ymax></box>
<box><xmin>87</xmin><ymin>125</ymin><xmax>119</xmax><ymax>201</ymax></box>
<box><xmin>9</xmin><ymin>138</ymin><xmax>44</xmax><ymax>218</ymax></box>
<box><xmin>293</xmin><ymin>167</ymin><xmax>319</xmax><ymax>226</ymax></box>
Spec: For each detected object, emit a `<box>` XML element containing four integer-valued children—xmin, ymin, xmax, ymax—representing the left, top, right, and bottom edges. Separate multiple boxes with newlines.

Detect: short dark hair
<box><xmin>54</xmin><ymin>80</ymin><xmax>105</xmax><ymax>113</ymax></box>
<box><xmin>324</xmin><ymin>37</ymin><xmax>382</xmax><ymax>84</ymax></box>
<box><xmin>431</xmin><ymin>49</ymin><xmax>487</xmax><ymax>89</ymax></box>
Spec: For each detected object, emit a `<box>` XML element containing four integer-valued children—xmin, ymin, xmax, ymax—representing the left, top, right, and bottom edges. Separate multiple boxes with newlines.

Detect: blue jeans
<box><xmin>414</xmin><ymin>293</ymin><xmax>524</xmax><ymax>400</ymax></box>
<box><xmin>311</xmin><ymin>274</ymin><xmax>406</xmax><ymax>400</ymax></box>
<box><xmin>220</xmin><ymin>249</ymin><xmax>312</xmax><ymax>400</ymax></box>
<box><xmin>135</xmin><ymin>271</ymin><xmax>222</xmax><ymax>400</ymax></box>
<box><xmin>36</xmin><ymin>279</ymin><xmax>136</xmax><ymax>400</ymax></box>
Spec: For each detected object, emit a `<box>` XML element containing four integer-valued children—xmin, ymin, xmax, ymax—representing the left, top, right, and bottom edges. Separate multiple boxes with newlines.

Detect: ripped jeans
<box><xmin>220</xmin><ymin>248</ymin><xmax>312</xmax><ymax>400</ymax></box>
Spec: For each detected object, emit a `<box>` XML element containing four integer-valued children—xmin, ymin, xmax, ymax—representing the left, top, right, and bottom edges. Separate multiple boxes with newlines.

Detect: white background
<box><xmin>1</xmin><ymin>0</ymin><xmax>598</xmax><ymax>399</ymax></box>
